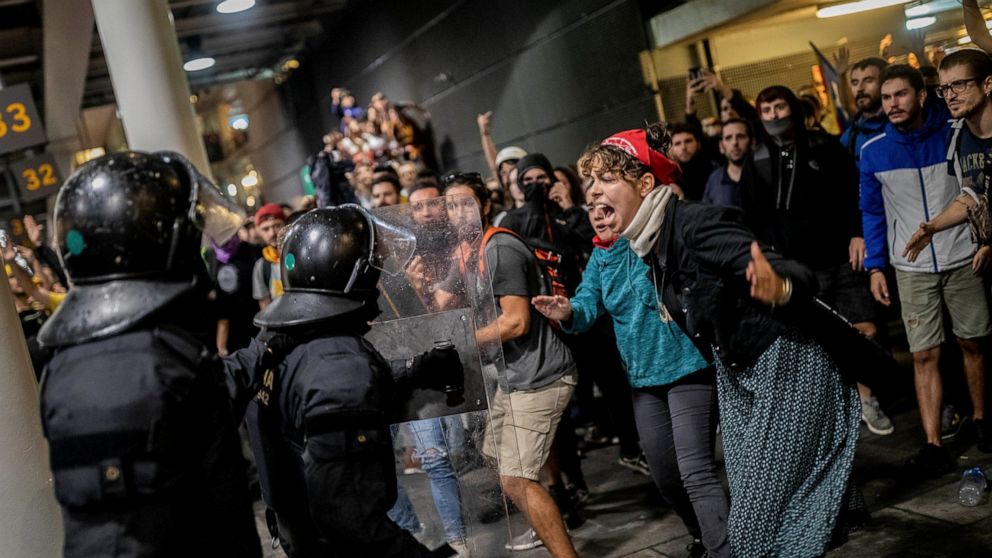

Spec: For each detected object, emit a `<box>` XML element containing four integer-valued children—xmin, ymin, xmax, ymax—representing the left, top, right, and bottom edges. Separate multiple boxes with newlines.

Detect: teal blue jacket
<box><xmin>563</xmin><ymin>238</ymin><xmax>709</xmax><ymax>388</ymax></box>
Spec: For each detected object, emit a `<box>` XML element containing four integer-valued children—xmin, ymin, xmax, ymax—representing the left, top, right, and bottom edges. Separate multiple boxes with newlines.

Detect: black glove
<box><xmin>255</xmin><ymin>332</ymin><xmax>295</xmax><ymax>389</ymax></box>
<box><xmin>414</xmin><ymin>342</ymin><xmax>465</xmax><ymax>406</ymax></box>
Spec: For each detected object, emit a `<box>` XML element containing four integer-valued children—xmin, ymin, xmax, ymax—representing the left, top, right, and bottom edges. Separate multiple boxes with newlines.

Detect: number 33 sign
<box><xmin>0</xmin><ymin>84</ymin><xmax>47</xmax><ymax>155</ymax></box>
<box><xmin>11</xmin><ymin>153</ymin><xmax>62</xmax><ymax>202</ymax></box>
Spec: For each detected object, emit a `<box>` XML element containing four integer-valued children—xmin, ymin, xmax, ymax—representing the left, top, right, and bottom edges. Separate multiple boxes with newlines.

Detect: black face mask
<box><xmin>762</xmin><ymin>117</ymin><xmax>794</xmax><ymax>145</ymax></box>
<box><xmin>521</xmin><ymin>180</ymin><xmax>550</xmax><ymax>201</ymax></box>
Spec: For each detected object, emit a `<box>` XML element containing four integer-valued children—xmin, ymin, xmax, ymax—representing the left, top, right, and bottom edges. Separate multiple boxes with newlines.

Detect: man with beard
<box><xmin>902</xmin><ymin>49</ymin><xmax>992</xmax><ymax>452</ymax></box>
<box><xmin>861</xmin><ymin>65</ymin><xmax>989</xmax><ymax>477</ymax></box>
<box><xmin>840</xmin><ymin>57</ymin><xmax>889</xmax><ymax>161</ymax></box>
<box><xmin>668</xmin><ymin>122</ymin><xmax>718</xmax><ymax>201</ymax></box>
<box><xmin>702</xmin><ymin>118</ymin><xmax>753</xmax><ymax>208</ymax></box>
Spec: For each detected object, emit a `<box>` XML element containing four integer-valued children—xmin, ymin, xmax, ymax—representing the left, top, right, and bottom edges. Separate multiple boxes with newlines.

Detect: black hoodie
<box><xmin>499</xmin><ymin>153</ymin><xmax>594</xmax><ymax>294</ymax></box>
<box><xmin>745</xmin><ymin>90</ymin><xmax>862</xmax><ymax>271</ymax></box>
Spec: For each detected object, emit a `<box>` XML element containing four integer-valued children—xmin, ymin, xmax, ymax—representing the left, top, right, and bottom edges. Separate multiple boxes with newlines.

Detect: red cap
<box><xmin>601</xmin><ymin>129</ymin><xmax>682</xmax><ymax>185</ymax></box>
<box><xmin>254</xmin><ymin>203</ymin><xmax>286</xmax><ymax>225</ymax></box>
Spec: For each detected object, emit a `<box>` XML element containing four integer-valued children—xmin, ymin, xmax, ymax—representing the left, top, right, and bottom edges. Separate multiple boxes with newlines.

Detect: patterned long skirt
<box><xmin>715</xmin><ymin>331</ymin><xmax>860</xmax><ymax>558</ymax></box>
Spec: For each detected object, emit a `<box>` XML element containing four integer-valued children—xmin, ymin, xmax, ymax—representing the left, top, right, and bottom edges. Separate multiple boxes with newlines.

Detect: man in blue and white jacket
<box><xmin>860</xmin><ymin>64</ymin><xmax>990</xmax><ymax>479</ymax></box>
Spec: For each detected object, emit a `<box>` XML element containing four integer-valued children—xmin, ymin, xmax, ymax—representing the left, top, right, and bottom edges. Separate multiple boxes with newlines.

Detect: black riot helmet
<box><xmin>254</xmin><ymin>204</ymin><xmax>416</xmax><ymax>329</ymax></box>
<box><xmin>38</xmin><ymin>151</ymin><xmax>245</xmax><ymax>347</ymax></box>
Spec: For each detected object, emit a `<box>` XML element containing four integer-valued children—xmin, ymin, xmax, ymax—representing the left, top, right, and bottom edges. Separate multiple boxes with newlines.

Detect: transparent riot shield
<box><xmin>365</xmin><ymin>196</ymin><xmax>530</xmax><ymax>556</ymax></box>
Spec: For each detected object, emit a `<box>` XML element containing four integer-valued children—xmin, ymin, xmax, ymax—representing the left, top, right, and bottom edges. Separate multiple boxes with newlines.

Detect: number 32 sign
<box><xmin>0</xmin><ymin>84</ymin><xmax>47</xmax><ymax>156</ymax></box>
<box><xmin>11</xmin><ymin>153</ymin><xmax>62</xmax><ymax>202</ymax></box>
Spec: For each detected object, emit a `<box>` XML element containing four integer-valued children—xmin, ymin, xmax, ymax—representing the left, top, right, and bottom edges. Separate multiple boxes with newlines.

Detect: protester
<box><xmin>748</xmin><ymin>85</ymin><xmax>891</xmax><ymax>436</ymax></box>
<box><xmin>861</xmin><ymin>64</ymin><xmax>989</xmax><ymax>476</ymax></box>
<box><xmin>666</xmin><ymin>122</ymin><xmax>717</xmax><ymax>201</ymax></box>
<box><xmin>840</xmin><ymin>57</ymin><xmax>890</xmax><ymax>160</ymax></box>
<box><xmin>439</xmin><ymin>174</ymin><xmax>579</xmax><ymax>557</ymax></box>
<box><xmin>251</xmin><ymin>203</ymin><xmax>287</xmax><ymax>310</ymax></box>
<box><xmin>702</xmin><ymin>118</ymin><xmax>753</xmax><ymax>208</ymax></box>
<box><xmin>576</xmin><ymin>123</ymin><xmax>859</xmax><ymax>557</ymax></box>
<box><xmin>534</xmin><ymin>136</ymin><xmax>730</xmax><ymax>556</ymax></box>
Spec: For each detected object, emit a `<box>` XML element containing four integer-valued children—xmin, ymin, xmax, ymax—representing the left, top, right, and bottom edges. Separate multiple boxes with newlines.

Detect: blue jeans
<box><xmin>388</xmin><ymin>418</ymin><xmax>468</xmax><ymax>543</ymax></box>
<box><xmin>388</xmin><ymin>483</ymin><xmax>421</xmax><ymax>533</ymax></box>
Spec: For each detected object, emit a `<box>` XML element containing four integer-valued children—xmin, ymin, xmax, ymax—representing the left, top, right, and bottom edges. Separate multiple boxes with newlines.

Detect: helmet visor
<box><xmin>359</xmin><ymin>204</ymin><xmax>417</xmax><ymax>276</ymax></box>
<box><xmin>155</xmin><ymin>151</ymin><xmax>246</xmax><ymax>245</ymax></box>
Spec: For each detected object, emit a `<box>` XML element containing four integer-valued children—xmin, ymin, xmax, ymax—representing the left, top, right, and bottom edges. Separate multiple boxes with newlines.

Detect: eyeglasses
<box><xmin>441</xmin><ymin>172</ymin><xmax>483</xmax><ymax>187</ymax></box>
<box><xmin>936</xmin><ymin>77</ymin><xmax>981</xmax><ymax>99</ymax></box>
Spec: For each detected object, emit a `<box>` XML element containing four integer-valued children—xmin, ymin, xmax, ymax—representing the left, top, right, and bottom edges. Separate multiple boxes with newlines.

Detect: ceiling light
<box><xmin>229</xmin><ymin>115</ymin><xmax>250</xmax><ymax>130</ymax></box>
<box><xmin>216</xmin><ymin>0</ymin><xmax>255</xmax><ymax>14</ymax></box>
<box><xmin>246</xmin><ymin>195</ymin><xmax>256</xmax><ymax>207</ymax></box>
<box><xmin>906</xmin><ymin>16</ymin><xmax>937</xmax><ymax>30</ymax></box>
<box><xmin>241</xmin><ymin>174</ymin><xmax>259</xmax><ymax>188</ymax></box>
<box><xmin>183</xmin><ymin>57</ymin><xmax>215</xmax><ymax>72</ymax></box>
<box><xmin>226</xmin><ymin>183</ymin><xmax>238</xmax><ymax>196</ymax></box>
<box><xmin>817</xmin><ymin>0</ymin><xmax>910</xmax><ymax>19</ymax></box>
<box><xmin>905</xmin><ymin>0</ymin><xmax>959</xmax><ymax>18</ymax></box>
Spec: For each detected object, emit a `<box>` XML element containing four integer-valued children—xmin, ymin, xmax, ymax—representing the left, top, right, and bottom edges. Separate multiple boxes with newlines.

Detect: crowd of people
<box><xmin>5</xmin><ymin>4</ymin><xmax>992</xmax><ymax>556</ymax></box>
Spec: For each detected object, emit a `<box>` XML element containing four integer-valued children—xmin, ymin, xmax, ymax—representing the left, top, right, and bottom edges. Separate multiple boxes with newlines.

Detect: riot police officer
<box><xmin>238</xmin><ymin>205</ymin><xmax>464</xmax><ymax>557</ymax></box>
<box><xmin>37</xmin><ymin>151</ymin><xmax>262</xmax><ymax>558</ymax></box>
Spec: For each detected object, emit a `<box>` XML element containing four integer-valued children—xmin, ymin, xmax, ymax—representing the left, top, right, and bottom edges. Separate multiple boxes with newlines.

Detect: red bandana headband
<box><xmin>601</xmin><ymin>129</ymin><xmax>682</xmax><ymax>185</ymax></box>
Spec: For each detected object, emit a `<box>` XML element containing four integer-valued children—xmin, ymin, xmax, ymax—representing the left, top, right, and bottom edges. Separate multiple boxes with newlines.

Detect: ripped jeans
<box><xmin>388</xmin><ymin>417</ymin><xmax>467</xmax><ymax>543</ymax></box>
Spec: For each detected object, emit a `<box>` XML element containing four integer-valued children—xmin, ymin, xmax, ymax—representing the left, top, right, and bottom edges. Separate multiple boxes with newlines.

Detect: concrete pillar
<box><xmin>0</xmin><ymin>278</ymin><xmax>62</xmax><ymax>556</ymax></box>
<box><xmin>91</xmin><ymin>0</ymin><xmax>211</xmax><ymax>173</ymax></box>
<box><xmin>43</xmin><ymin>0</ymin><xmax>95</xmax><ymax>176</ymax></box>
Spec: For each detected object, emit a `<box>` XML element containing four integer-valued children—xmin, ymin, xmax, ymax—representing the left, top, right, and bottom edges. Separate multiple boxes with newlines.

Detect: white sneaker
<box><xmin>861</xmin><ymin>396</ymin><xmax>894</xmax><ymax>435</ymax></box>
<box><xmin>505</xmin><ymin>529</ymin><xmax>543</xmax><ymax>551</ymax></box>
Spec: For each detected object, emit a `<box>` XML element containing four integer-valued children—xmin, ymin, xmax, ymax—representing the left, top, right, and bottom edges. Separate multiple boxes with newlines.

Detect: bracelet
<box><xmin>868</xmin><ymin>268</ymin><xmax>884</xmax><ymax>276</ymax></box>
<box><xmin>770</xmin><ymin>277</ymin><xmax>793</xmax><ymax>310</ymax></box>
<box><xmin>779</xmin><ymin>277</ymin><xmax>793</xmax><ymax>306</ymax></box>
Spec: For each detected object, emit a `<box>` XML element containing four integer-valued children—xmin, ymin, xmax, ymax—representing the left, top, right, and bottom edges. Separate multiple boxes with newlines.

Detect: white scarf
<box><xmin>622</xmin><ymin>186</ymin><xmax>674</xmax><ymax>257</ymax></box>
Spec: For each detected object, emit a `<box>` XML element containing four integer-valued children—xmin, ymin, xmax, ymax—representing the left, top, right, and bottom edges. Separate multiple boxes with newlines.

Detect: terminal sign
<box><xmin>11</xmin><ymin>153</ymin><xmax>62</xmax><ymax>202</ymax></box>
<box><xmin>0</xmin><ymin>84</ymin><xmax>47</xmax><ymax>155</ymax></box>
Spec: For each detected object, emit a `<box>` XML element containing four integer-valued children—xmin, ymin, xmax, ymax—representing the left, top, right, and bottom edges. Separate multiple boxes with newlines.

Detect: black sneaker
<box><xmin>686</xmin><ymin>538</ymin><xmax>706</xmax><ymax>558</ymax></box>
<box><xmin>974</xmin><ymin>419</ymin><xmax>992</xmax><ymax>453</ymax></box>
<box><xmin>904</xmin><ymin>443</ymin><xmax>956</xmax><ymax>480</ymax></box>
<box><xmin>941</xmin><ymin>405</ymin><xmax>970</xmax><ymax>441</ymax></box>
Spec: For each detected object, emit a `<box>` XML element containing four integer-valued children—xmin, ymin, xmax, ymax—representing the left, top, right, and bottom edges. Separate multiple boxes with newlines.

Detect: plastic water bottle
<box><xmin>958</xmin><ymin>467</ymin><xmax>987</xmax><ymax>507</ymax></box>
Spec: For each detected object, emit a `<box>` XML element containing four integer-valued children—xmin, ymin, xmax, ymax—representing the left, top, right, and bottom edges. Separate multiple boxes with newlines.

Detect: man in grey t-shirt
<box><xmin>437</xmin><ymin>173</ymin><xmax>578</xmax><ymax>558</ymax></box>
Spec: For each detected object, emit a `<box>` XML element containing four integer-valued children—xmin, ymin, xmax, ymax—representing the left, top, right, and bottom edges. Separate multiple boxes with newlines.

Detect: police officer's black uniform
<box><xmin>37</xmin><ymin>152</ymin><xmax>262</xmax><ymax>558</ymax></box>
<box><xmin>233</xmin><ymin>206</ymin><xmax>463</xmax><ymax>558</ymax></box>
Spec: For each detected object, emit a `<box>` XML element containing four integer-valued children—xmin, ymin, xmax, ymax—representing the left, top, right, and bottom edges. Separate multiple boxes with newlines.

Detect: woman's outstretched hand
<box><xmin>532</xmin><ymin>295</ymin><xmax>573</xmax><ymax>322</ymax></box>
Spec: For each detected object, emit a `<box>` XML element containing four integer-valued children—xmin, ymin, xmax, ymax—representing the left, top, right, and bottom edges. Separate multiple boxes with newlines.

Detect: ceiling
<box><xmin>0</xmin><ymin>0</ymin><xmax>346</xmax><ymax>110</ymax></box>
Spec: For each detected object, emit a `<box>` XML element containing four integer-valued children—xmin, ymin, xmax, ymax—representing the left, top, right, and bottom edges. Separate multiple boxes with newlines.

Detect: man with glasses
<box><xmin>861</xmin><ymin>64</ymin><xmax>989</xmax><ymax>478</ymax></box>
<box><xmin>903</xmin><ymin>48</ymin><xmax>992</xmax><ymax>453</ymax></box>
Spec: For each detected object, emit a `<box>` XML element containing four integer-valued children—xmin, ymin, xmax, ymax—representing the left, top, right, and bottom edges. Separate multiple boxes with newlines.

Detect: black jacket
<box><xmin>231</xmin><ymin>331</ymin><xmax>435</xmax><ymax>557</ymax></box>
<box><xmin>41</xmin><ymin>327</ymin><xmax>261</xmax><ymax>558</ymax></box>
<box><xmin>499</xmin><ymin>189</ymin><xmax>594</xmax><ymax>295</ymax></box>
<box><xmin>746</xmin><ymin>130</ymin><xmax>862</xmax><ymax>271</ymax></box>
<box><xmin>649</xmin><ymin>200</ymin><xmax>818</xmax><ymax>369</ymax></box>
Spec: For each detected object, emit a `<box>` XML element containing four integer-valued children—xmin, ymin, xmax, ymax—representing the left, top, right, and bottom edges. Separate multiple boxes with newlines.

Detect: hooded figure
<box><xmin>746</xmin><ymin>86</ymin><xmax>863</xmax><ymax>273</ymax></box>
<box><xmin>498</xmin><ymin>153</ymin><xmax>594</xmax><ymax>295</ymax></box>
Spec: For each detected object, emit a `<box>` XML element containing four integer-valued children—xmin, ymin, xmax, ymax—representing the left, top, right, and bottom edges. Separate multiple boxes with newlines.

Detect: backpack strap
<box><xmin>947</xmin><ymin>119</ymin><xmax>966</xmax><ymax>188</ymax></box>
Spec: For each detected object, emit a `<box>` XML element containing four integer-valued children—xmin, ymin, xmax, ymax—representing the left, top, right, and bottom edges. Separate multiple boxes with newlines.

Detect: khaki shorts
<box><xmin>482</xmin><ymin>373</ymin><xmax>576</xmax><ymax>481</ymax></box>
<box><xmin>895</xmin><ymin>265</ymin><xmax>992</xmax><ymax>353</ymax></box>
